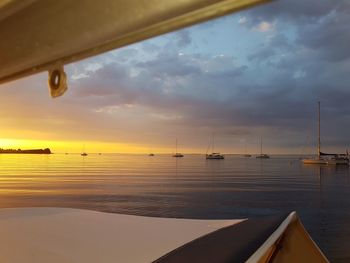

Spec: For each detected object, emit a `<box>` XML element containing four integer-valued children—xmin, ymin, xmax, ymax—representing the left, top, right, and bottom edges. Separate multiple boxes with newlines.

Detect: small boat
<box><xmin>173</xmin><ymin>139</ymin><xmax>184</xmax><ymax>158</ymax></box>
<box><xmin>256</xmin><ymin>153</ymin><xmax>270</xmax><ymax>159</ymax></box>
<box><xmin>80</xmin><ymin>144</ymin><xmax>88</xmax><ymax>157</ymax></box>
<box><xmin>155</xmin><ymin>211</ymin><xmax>328</xmax><ymax>263</ymax></box>
<box><xmin>243</xmin><ymin>141</ymin><xmax>252</xmax><ymax>157</ymax></box>
<box><xmin>206</xmin><ymin>133</ymin><xmax>224</xmax><ymax>160</ymax></box>
<box><xmin>331</xmin><ymin>156</ymin><xmax>350</xmax><ymax>165</ymax></box>
<box><xmin>0</xmin><ymin>208</ymin><xmax>328</xmax><ymax>263</ymax></box>
<box><xmin>206</xmin><ymin>152</ymin><xmax>224</xmax><ymax>159</ymax></box>
<box><xmin>149</xmin><ymin>153</ymin><xmax>155</xmax><ymax>156</ymax></box>
<box><xmin>256</xmin><ymin>138</ymin><xmax>270</xmax><ymax>159</ymax></box>
<box><xmin>303</xmin><ymin>102</ymin><xmax>349</xmax><ymax>165</ymax></box>
<box><xmin>303</xmin><ymin>157</ymin><xmax>348</xmax><ymax>165</ymax></box>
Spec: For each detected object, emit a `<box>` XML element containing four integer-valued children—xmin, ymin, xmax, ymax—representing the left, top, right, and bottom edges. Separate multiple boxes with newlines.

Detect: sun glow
<box><xmin>0</xmin><ymin>138</ymin><xmax>178</xmax><ymax>154</ymax></box>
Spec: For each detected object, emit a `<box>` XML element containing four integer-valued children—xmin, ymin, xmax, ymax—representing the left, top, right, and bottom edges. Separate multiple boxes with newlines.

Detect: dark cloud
<box><xmin>69</xmin><ymin>0</ymin><xmax>350</xmax><ymax>149</ymax></box>
<box><xmin>136</xmin><ymin>55</ymin><xmax>201</xmax><ymax>77</ymax></box>
<box><xmin>244</xmin><ymin>0</ymin><xmax>350</xmax><ymax>62</ymax></box>
<box><xmin>244</xmin><ymin>0</ymin><xmax>340</xmax><ymax>25</ymax></box>
<box><xmin>296</xmin><ymin>9</ymin><xmax>350</xmax><ymax>61</ymax></box>
<box><xmin>1</xmin><ymin>0</ymin><xmax>349</xmax><ymax>152</ymax></box>
<box><xmin>175</xmin><ymin>30</ymin><xmax>192</xmax><ymax>48</ymax></box>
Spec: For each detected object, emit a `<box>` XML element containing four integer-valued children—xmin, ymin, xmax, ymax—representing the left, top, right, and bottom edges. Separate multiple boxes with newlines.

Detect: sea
<box><xmin>0</xmin><ymin>153</ymin><xmax>349</xmax><ymax>262</ymax></box>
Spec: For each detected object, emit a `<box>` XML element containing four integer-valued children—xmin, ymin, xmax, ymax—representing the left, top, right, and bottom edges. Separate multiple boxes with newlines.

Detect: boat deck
<box><xmin>0</xmin><ymin>208</ymin><xmax>241</xmax><ymax>263</ymax></box>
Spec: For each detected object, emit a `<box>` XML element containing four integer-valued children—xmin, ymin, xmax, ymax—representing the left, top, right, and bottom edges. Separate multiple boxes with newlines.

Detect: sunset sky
<box><xmin>0</xmin><ymin>0</ymin><xmax>349</xmax><ymax>154</ymax></box>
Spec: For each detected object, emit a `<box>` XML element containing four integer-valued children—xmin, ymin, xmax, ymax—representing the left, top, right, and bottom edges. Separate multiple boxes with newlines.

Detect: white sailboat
<box><xmin>303</xmin><ymin>102</ymin><xmax>348</xmax><ymax>165</ymax></box>
<box><xmin>206</xmin><ymin>133</ymin><xmax>224</xmax><ymax>159</ymax></box>
<box><xmin>256</xmin><ymin>138</ymin><xmax>270</xmax><ymax>159</ymax></box>
<box><xmin>172</xmin><ymin>138</ymin><xmax>184</xmax><ymax>158</ymax></box>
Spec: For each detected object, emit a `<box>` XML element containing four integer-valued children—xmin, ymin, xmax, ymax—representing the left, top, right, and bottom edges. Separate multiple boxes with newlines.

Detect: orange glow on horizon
<box><xmin>0</xmin><ymin>138</ymin><xmax>307</xmax><ymax>155</ymax></box>
<box><xmin>0</xmin><ymin>138</ymin><xmax>199</xmax><ymax>154</ymax></box>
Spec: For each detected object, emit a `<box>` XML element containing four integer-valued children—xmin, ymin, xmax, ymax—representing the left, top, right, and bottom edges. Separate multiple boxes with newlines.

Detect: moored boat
<box><xmin>173</xmin><ymin>139</ymin><xmax>184</xmax><ymax>158</ymax></box>
<box><xmin>206</xmin><ymin>152</ymin><xmax>224</xmax><ymax>159</ymax></box>
<box><xmin>256</xmin><ymin>153</ymin><xmax>270</xmax><ymax>159</ymax></box>
<box><xmin>206</xmin><ymin>133</ymin><xmax>224</xmax><ymax>160</ymax></box>
<box><xmin>303</xmin><ymin>102</ymin><xmax>349</xmax><ymax>165</ymax></box>
<box><xmin>256</xmin><ymin>138</ymin><xmax>270</xmax><ymax>159</ymax></box>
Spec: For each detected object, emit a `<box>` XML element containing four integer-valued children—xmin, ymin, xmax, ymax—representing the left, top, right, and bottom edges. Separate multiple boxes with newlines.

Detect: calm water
<box><xmin>0</xmin><ymin>153</ymin><xmax>349</xmax><ymax>262</ymax></box>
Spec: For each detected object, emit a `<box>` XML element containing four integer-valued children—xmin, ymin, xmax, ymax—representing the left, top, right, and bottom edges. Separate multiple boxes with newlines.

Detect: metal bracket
<box><xmin>48</xmin><ymin>66</ymin><xmax>67</xmax><ymax>98</ymax></box>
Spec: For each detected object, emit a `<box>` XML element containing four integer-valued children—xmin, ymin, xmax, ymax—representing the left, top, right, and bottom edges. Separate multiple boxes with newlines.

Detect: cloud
<box><xmin>296</xmin><ymin>8</ymin><xmax>350</xmax><ymax>61</ymax></box>
<box><xmin>1</xmin><ymin>0</ymin><xmax>350</xmax><ymax>153</ymax></box>
<box><xmin>175</xmin><ymin>30</ymin><xmax>192</xmax><ymax>48</ymax></box>
<box><xmin>254</xmin><ymin>21</ymin><xmax>274</xmax><ymax>32</ymax></box>
<box><xmin>238</xmin><ymin>16</ymin><xmax>247</xmax><ymax>24</ymax></box>
<box><xmin>243</xmin><ymin>0</ymin><xmax>340</xmax><ymax>25</ymax></box>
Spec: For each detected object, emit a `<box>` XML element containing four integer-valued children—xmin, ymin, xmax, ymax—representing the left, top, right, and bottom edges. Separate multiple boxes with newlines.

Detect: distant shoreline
<box><xmin>0</xmin><ymin>148</ymin><xmax>51</xmax><ymax>154</ymax></box>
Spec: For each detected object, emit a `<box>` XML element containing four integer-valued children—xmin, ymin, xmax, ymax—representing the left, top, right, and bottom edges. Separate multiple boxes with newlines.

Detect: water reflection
<box><xmin>0</xmin><ymin>154</ymin><xmax>349</xmax><ymax>262</ymax></box>
<box><xmin>302</xmin><ymin>164</ymin><xmax>350</xmax><ymax>263</ymax></box>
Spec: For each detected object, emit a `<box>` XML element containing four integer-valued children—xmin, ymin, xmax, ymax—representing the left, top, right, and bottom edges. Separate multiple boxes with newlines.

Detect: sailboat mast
<box><xmin>318</xmin><ymin>101</ymin><xmax>321</xmax><ymax>158</ymax></box>
<box><xmin>212</xmin><ymin>133</ymin><xmax>214</xmax><ymax>153</ymax></box>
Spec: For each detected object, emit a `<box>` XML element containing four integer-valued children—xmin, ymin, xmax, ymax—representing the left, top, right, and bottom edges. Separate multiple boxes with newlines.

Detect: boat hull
<box><xmin>256</xmin><ymin>155</ymin><xmax>270</xmax><ymax>159</ymax></box>
<box><xmin>206</xmin><ymin>156</ymin><xmax>224</xmax><ymax>160</ymax></box>
<box><xmin>206</xmin><ymin>154</ymin><xmax>224</xmax><ymax>159</ymax></box>
<box><xmin>155</xmin><ymin>211</ymin><xmax>328</xmax><ymax>263</ymax></box>
<box><xmin>0</xmin><ymin>208</ymin><xmax>327</xmax><ymax>263</ymax></box>
<box><xmin>303</xmin><ymin>158</ymin><xmax>349</xmax><ymax>165</ymax></box>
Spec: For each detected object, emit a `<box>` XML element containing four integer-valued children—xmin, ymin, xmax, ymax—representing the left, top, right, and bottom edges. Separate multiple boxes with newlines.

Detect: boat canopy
<box><xmin>0</xmin><ymin>0</ymin><xmax>270</xmax><ymax>97</ymax></box>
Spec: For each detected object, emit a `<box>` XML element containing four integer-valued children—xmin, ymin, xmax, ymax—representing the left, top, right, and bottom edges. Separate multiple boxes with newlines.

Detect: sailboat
<box><xmin>303</xmin><ymin>102</ymin><xmax>348</xmax><ymax>165</ymax></box>
<box><xmin>243</xmin><ymin>141</ymin><xmax>252</xmax><ymax>157</ymax></box>
<box><xmin>256</xmin><ymin>138</ymin><xmax>270</xmax><ymax>159</ymax></box>
<box><xmin>206</xmin><ymin>133</ymin><xmax>224</xmax><ymax>159</ymax></box>
<box><xmin>173</xmin><ymin>138</ymin><xmax>184</xmax><ymax>157</ymax></box>
<box><xmin>148</xmin><ymin>146</ymin><xmax>155</xmax><ymax>156</ymax></box>
<box><xmin>81</xmin><ymin>144</ymin><xmax>88</xmax><ymax>156</ymax></box>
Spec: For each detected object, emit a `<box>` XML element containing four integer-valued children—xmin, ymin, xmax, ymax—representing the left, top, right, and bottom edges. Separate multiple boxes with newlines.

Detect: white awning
<box><xmin>0</xmin><ymin>0</ymin><xmax>270</xmax><ymax>85</ymax></box>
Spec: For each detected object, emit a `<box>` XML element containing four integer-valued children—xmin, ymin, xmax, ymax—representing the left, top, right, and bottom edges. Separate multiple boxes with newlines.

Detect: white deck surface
<box><xmin>0</xmin><ymin>207</ymin><xmax>242</xmax><ymax>263</ymax></box>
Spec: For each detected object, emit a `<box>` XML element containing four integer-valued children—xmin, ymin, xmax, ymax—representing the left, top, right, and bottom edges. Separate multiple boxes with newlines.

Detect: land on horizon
<box><xmin>0</xmin><ymin>148</ymin><xmax>51</xmax><ymax>154</ymax></box>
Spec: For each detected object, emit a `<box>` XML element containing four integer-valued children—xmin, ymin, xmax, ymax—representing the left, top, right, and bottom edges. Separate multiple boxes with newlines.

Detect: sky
<box><xmin>0</xmin><ymin>0</ymin><xmax>350</xmax><ymax>154</ymax></box>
